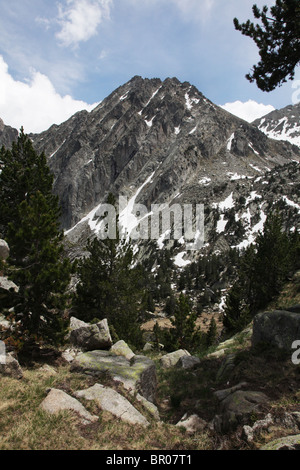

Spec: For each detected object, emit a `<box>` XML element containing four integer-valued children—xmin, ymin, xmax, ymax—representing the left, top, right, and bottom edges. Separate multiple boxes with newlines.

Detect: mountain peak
<box><xmin>253</xmin><ymin>102</ymin><xmax>300</xmax><ymax>148</ymax></box>
<box><xmin>27</xmin><ymin>77</ymin><xmax>299</xmax><ymax>234</ymax></box>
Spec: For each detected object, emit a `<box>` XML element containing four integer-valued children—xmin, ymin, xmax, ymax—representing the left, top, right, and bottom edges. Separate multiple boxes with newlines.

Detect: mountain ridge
<box><xmin>1</xmin><ymin>76</ymin><xmax>299</xmax><ymax>261</ymax></box>
<box><xmin>252</xmin><ymin>102</ymin><xmax>300</xmax><ymax>148</ymax></box>
<box><xmin>29</xmin><ymin>76</ymin><xmax>299</xmax><ymax>231</ymax></box>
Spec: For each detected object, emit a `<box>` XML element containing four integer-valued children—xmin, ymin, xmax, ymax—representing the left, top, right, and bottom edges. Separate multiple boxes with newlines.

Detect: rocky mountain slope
<box><xmin>1</xmin><ymin>77</ymin><xmax>300</xmax><ymax>261</ymax></box>
<box><xmin>0</xmin><ymin>118</ymin><xmax>18</xmax><ymax>149</ymax></box>
<box><xmin>253</xmin><ymin>102</ymin><xmax>300</xmax><ymax>148</ymax></box>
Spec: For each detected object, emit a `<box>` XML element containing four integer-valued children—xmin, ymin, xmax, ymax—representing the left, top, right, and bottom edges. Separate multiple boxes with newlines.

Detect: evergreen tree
<box><xmin>74</xmin><ymin>196</ymin><xmax>144</xmax><ymax>347</ymax></box>
<box><xmin>223</xmin><ymin>211</ymin><xmax>293</xmax><ymax>334</ymax></box>
<box><xmin>167</xmin><ymin>293</ymin><xmax>202</xmax><ymax>351</ymax></box>
<box><xmin>249</xmin><ymin>211</ymin><xmax>291</xmax><ymax>310</ymax></box>
<box><xmin>206</xmin><ymin>317</ymin><xmax>218</xmax><ymax>347</ymax></box>
<box><xmin>165</xmin><ymin>294</ymin><xmax>176</xmax><ymax>316</ymax></box>
<box><xmin>0</xmin><ymin>128</ymin><xmax>54</xmax><ymax>237</ymax></box>
<box><xmin>223</xmin><ymin>280</ymin><xmax>251</xmax><ymax>333</ymax></box>
<box><xmin>234</xmin><ymin>0</ymin><xmax>300</xmax><ymax>91</ymax></box>
<box><xmin>0</xmin><ymin>130</ymin><xmax>72</xmax><ymax>350</ymax></box>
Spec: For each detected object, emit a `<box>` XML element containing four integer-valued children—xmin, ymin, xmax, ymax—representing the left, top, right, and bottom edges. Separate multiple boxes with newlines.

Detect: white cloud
<box><xmin>0</xmin><ymin>56</ymin><xmax>98</xmax><ymax>133</ymax></box>
<box><xmin>56</xmin><ymin>0</ymin><xmax>112</xmax><ymax>47</ymax></box>
<box><xmin>220</xmin><ymin>100</ymin><xmax>275</xmax><ymax>123</ymax></box>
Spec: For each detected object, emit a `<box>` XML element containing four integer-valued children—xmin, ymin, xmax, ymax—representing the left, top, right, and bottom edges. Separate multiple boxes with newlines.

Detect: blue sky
<box><xmin>0</xmin><ymin>0</ymin><xmax>299</xmax><ymax>133</ymax></box>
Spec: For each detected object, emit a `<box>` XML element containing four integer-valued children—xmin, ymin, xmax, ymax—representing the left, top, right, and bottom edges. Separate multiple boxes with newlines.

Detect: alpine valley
<box><xmin>2</xmin><ymin>76</ymin><xmax>299</xmax><ymax>258</ymax></box>
<box><xmin>1</xmin><ymin>76</ymin><xmax>300</xmax><ymax>451</ymax></box>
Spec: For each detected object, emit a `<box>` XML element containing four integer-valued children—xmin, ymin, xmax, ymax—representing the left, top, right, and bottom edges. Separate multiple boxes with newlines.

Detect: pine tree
<box><xmin>169</xmin><ymin>293</ymin><xmax>201</xmax><ymax>351</ymax></box>
<box><xmin>74</xmin><ymin>196</ymin><xmax>144</xmax><ymax>347</ymax></box>
<box><xmin>7</xmin><ymin>192</ymin><xmax>71</xmax><ymax>346</ymax></box>
<box><xmin>223</xmin><ymin>211</ymin><xmax>292</xmax><ymax>334</ymax></box>
<box><xmin>206</xmin><ymin>317</ymin><xmax>218</xmax><ymax>347</ymax></box>
<box><xmin>223</xmin><ymin>280</ymin><xmax>251</xmax><ymax>333</ymax></box>
<box><xmin>234</xmin><ymin>0</ymin><xmax>300</xmax><ymax>91</ymax></box>
<box><xmin>0</xmin><ymin>130</ymin><xmax>72</xmax><ymax>350</ymax></box>
<box><xmin>0</xmin><ymin>128</ymin><xmax>54</xmax><ymax>236</ymax></box>
<box><xmin>249</xmin><ymin>211</ymin><xmax>291</xmax><ymax>311</ymax></box>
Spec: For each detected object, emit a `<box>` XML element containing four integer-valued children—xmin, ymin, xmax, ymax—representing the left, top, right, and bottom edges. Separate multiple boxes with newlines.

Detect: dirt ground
<box><xmin>141</xmin><ymin>309</ymin><xmax>224</xmax><ymax>335</ymax></box>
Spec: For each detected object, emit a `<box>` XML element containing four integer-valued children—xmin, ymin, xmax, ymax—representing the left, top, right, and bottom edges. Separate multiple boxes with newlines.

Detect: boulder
<box><xmin>133</xmin><ymin>393</ymin><xmax>160</xmax><ymax>421</ymax></box>
<box><xmin>61</xmin><ymin>348</ymin><xmax>80</xmax><ymax>363</ymax></box>
<box><xmin>0</xmin><ymin>352</ymin><xmax>23</xmax><ymax>379</ymax></box>
<box><xmin>286</xmin><ymin>305</ymin><xmax>300</xmax><ymax>314</ymax></box>
<box><xmin>40</xmin><ymin>388</ymin><xmax>98</xmax><ymax>426</ymax></box>
<box><xmin>0</xmin><ymin>277</ymin><xmax>19</xmax><ymax>311</ymax></box>
<box><xmin>252</xmin><ymin>309</ymin><xmax>300</xmax><ymax>351</ymax></box>
<box><xmin>243</xmin><ymin>413</ymin><xmax>274</xmax><ymax>443</ymax></box>
<box><xmin>176</xmin><ymin>355</ymin><xmax>201</xmax><ymax>370</ymax></box>
<box><xmin>69</xmin><ymin>316</ymin><xmax>88</xmax><ymax>331</ymax></box>
<box><xmin>69</xmin><ymin>318</ymin><xmax>112</xmax><ymax>351</ymax></box>
<box><xmin>219</xmin><ymin>390</ymin><xmax>269</xmax><ymax>432</ymax></box>
<box><xmin>0</xmin><ymin>240</ymin><xmax>9</xmax><ymax>261</ymax></box>
<box><xmin>159</xmin><ymin>349</ymin><xmax>190</xmax><ymax>369</ymax></box>
<box><xmin>0</xmin><ymin>277</ymin><xmax>19</xmax><ymax>293</ymax></box>
<box><xmin>176</xmin><ymin>414</ymin><xmax>207</xmax><ymax>434</ymax></box>
<box><xmin>75</xmin><ymin>384</ymin><xmax>149</xmax><ymax>427</ymax></box>
<box><xmin>71</xmin><ymin>351</ymin><xmax>157</xmax><ymax>403</ymax></box>
<box><xmin>260</xmin><ymin>434</ymin><xmax>300</xmax><ymax>450</ymax></box>
<box><xmin>110</xmin><ymin>340</ymin><xmax>135</xmax><ymax>360</ymax></box>
<box><xmin>213</xmin><ymin>382</ymin><xmax>248</xmax><ymax>402</ymax></box>
<box><xmin>216</xmin><ymin>353</ymin><xmax>236</xmax><ymax>381</ymax></box>
<box><xmin>211</xmin><ymin>390</ymin><xmax>269</xmax><ymax>433</ymax></box>
<box><xmin>0</xmin><ymin>314</ymin><xmax>10</xmax><ymax>330</ymax></box>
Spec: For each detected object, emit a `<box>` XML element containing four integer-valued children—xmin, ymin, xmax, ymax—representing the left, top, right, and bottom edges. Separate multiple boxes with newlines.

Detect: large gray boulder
<box><xmin>75</xmin><ymin>384</ymin><xmax>149</xmax><ymax>427</ymax></box>
<box><xmin>40</xmin><ymin>388</ymin><xmax>98</xmax><ymax>425</ymax></box>
<box><xmin>110</xmin><ymin>340</ymin><xmax>135</xmax><ymax>360</ymax></box>
<box><xmin>260</xmin><ymin>434</ymin><xmax>300</xmax><ymax>450</ymax></box>
<box><xmin>69</xmin><ymin>317</ymin><xmax>112</xmax><ymax>351</ymax></box>
<box><xmin>211</xmin><ymin>390</ymin><xmax>269</xmax><ymax>433</ymax></box>
<box><xmin>159</xmin><ymin>349</ymin><xmax>190</xmax><ymax>369</ymax></box>
<box><xmin>0</xmin><ymin>352</ymin><xmax>23</xmax><ymax>379</ymax></box>
<box><xmin>176</xmin><ymin>355</ymin><xmax>201</xmax><ymax>370</ymax></box>
<box><xmin>220</xmin><ymin>391</ymin><xmax>269</xmax><ymax>431</ymax></box>
<box><xmin>71</xmin><ymin>350</ymin><xmax>157</xmax><ymax>403</ymax></box>
<box><xmin>252</xmin><ymin>309</ymin><xmax>300</xmax><ymax>351</ymax></box>
<box><xmin>176</xmin><ymin>414</ymin><xmax>207</xmax><ymax>434</ymax></box>
<box><xmin>0</xmin><ymin>240</ymin><xmax>9</xmax><ymax>261</ymax></box>
<box><xmin>0</xmin><ymin>277</ymin><xmax>19</xmax><ymax>293</ymax></box>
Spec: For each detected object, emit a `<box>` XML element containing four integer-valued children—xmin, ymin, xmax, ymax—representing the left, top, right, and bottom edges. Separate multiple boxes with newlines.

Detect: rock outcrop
<box><xmin>0</xmin><ymin>240</ymin><xmax>9</xmax><ymax>261</ymax></box>
<box><xmin>75</xmin><ymin>383</ymin><xmax>150</xmax><ymax>427</ymax></box>
<box><xmin>40</xmin><ymin>388</ymin><xmax>99</xmax><ymax>426</ymax></box>
<box><xmin>69</xmin><ymin>317</ymin><xmax>112</xmax><ymax>351</ymax></box>
<box><xmin>0</xmin><ymin>118</ymin><xmax>18</xmax><ymax>149</ymax></box>
<box><xmin>27</xmin><ymin>76</ymin><xmax>299</xmax><ymax>250</ymax></box>
<box><xmin>71</xmin><ymin>350</ymin><xmax>157</xmax><ymax>403</ymax></box>
<box><xmin>252</xmin><ymin>308</ymin><xmax>300</xmax><ymax>351</ymax></box>
<box><xmin>211</xmin><ymin>389</ymin><xmax>269</xmax><ymax>433</ymax></box>
<box><xmin>159</xmin><ymin>349</ymin><xmax>190</xmax><ymax>369</ymax></box>
<box><xmin>253</xmin><ymin>102</ymin><xmax>300</xmax><ymax>148</ymax></box>
<box><xmin>0</xmin><ymin>352</ymin><xmax>23</xmax><ymax>379</ymax></box>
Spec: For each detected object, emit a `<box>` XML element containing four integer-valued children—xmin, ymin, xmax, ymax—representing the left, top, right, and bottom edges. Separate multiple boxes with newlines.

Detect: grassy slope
<box><xmin>0</xmin><ymin>272</ymin><xmax>299</xmax><ymax>450</ymax></box>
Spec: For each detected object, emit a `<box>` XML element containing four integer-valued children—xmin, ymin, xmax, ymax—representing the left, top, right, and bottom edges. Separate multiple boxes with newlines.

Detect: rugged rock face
<box><xmin>252</xmin><ymin>309</ymin><xmax>300</xmax><ymax>350</ymax></box>
<box><xmin>28</xmin><ymin>76</ymin><xmax>299</xmax><ymax>235</ymax></box>
<box><xmin>1</xmin><ymin>77</ymin><xmax>300</xmax><ymax>261</ymax></box>
<box><xmin>253</xmin><ymin>102</ymin><xmax>300</xmax><ymax>148</ymax></box>
<box><xmin>0</xmin><ymin>118</ymin><xmax>18</xmax><ymax>149</ymax></box>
